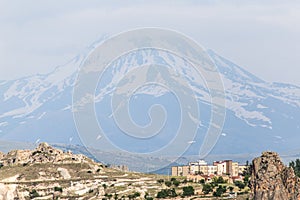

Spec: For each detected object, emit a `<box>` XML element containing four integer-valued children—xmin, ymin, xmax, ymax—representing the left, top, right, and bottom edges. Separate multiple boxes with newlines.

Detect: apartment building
<box><xmin>171</xmin><ymin>165</ymin><xmax>190</xmax><ymax>176</ymax></box>
<box><xmin>172</xmin><ymin>159</ymin><xmax>243</xmax><ymax>177</ymax></box>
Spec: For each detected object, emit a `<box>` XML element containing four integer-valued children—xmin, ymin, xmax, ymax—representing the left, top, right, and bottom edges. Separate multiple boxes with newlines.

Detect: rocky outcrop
<box><xmin>0</xmin><ymin>142</ymin><xmax>86</xmax><ymax>166</ymax></box>
<box><xmin>0</xmin><ymin>143</ymin><xmax>103</xmax><ymax>199</ymax></box>
<box><xmin>0</xmin><ymin>143</ymin><xmax>169</xmax><ymax>200</ymax></box>
<box><xmin>250</xmin><ymin>151</ymin><xmax>300</xmax><ymax>200</ymax></box>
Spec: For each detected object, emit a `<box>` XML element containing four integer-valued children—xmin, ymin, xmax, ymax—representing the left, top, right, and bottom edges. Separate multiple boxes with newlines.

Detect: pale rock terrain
<box><xmin>0</xmin><ymin>143</ymin><xmax>185</xmax><ymax>199</ymax></box>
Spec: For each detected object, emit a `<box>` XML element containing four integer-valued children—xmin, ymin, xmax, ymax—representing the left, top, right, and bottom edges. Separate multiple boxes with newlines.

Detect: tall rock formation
<box><xmin>250</xmin><ymin>151</ymin><xmax>300</xmax><ymax>200</ymax></box>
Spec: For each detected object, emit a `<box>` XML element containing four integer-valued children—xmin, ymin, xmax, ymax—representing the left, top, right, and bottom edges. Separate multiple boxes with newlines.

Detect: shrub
<box><xmin>133</xmin><ymin>192</ymin><xmax>140</xmax><ymax>197</ymax></box>
<box><xmin>182</xmin><ymin>186</ymin><xmax>194</xmax><ymax>197</ymax></box>
<box><xmin>156</xmin><ymin>189</ymin><xmax>177</xmax><ymax>198</ymax></box>
<box><xmin>244</xmin><ymin>175</ymin><xmax>250</xmax><ymax>185</ymax></box>
<box><xmin>199</xmin><ymin>179</ymin><xmax>205</xmax><ymax>184</ymax></box>
<box><xmin>173</xmin><ymin>180</ymin><xmax>180</xmax><ymax>187</ymax></box>
<box><xmin>105</xmin><ymin>193</ymin><xmax>113</xmax><ymax>199</ymax></box>
<box><xmin>213</xmin><ymin>185</ymin><xmax>226</xmax><ymax>197</ymax></box>
<box><xmin>157</xmin><ymin>179</ymin><xmax>164</xmax><ymax>184</ymax></box>
<box><xmin>114</xmin><ymin>193</ymin><xmax>118</xmax><ymax>200</ymax></box>
<box><xmin>165</xmin><ymin>181</ymin><xmax>172</xmax><ymax>187</ymax></box>
<box><xmin>144</xmin><ymin>192</ymin><xmax>154</xmax><ymax>200</ymax></box>
<box><xmin>54</xmin><ymin>186</ymin><xmax>63</xmax><ymax>192</ymax></box>
<box><xmin>128</xmin><ymin>192</ymin><xmax>140</xmax><ymax>199</ymax></box>
<box><xmin>29</xmin><ymin>189</ymin><xmax>40</xmax><ymax>198</ymax></box>
<box><xmin>234</xmin><ymin>181</ymin><xmax>245</xmax><ymax>190</ymax></box>
<box><xmin>202</xmin><ymin>184</ymin><xmax>213</xmax><ymax>195</ymax></box>
<box><xmin>212</xmin><ymin>176</ymin><xmax>226</xmax><ymax>184</ymax></box>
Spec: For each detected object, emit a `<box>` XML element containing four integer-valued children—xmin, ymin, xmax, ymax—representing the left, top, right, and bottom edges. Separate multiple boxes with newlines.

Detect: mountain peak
<box><xmin>207</xmin><ymin>49</ymin><xmax>265</xmax><ymax>84</ymax></box>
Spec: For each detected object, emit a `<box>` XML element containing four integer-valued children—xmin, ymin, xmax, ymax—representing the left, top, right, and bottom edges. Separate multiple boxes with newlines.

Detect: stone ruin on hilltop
<box><xmin>0</xmin><ymin>142</ymin><xmax>87</xmax><ymax>166</ymax></box>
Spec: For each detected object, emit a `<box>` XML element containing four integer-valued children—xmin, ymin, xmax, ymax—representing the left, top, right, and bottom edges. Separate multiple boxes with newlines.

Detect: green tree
<box><xmin>105</xmin><ymin>193</ymin><xmax>113</xmax><ymax>200</ymax></box>
<box><xmin>157</xmin><ymin>190</ymin><xmax>168</xmax><ymax>199</ymax></box>
<box><xmin>165</xmin><ymin>181</ymin><xmax>172</xmax><ymax>187</ymax></box>
<box><xmin>212</xmin><ymin>176</ymin><xmax>218</xmax><ymax>183</ymax></box>
<box><xmin>173</xmin><ymin>180</ymin><xmax>180</xmax><ymax>187</ymax></box>
<box><xmin>170</xmin><ymin>177</ymin><xmax>176</xmax><ymax>182</ymax></box>
<box><xmin>157</xmin><ymin>179</ymin><xmax>164</xmax><ymax>184</ymax></box>
<box><xmin>290</xmin><ymin>161</ymin><xmax>295</xmax><ymax>169</ymax></box>
<box><xmin>133</xmin><ymin>192</ymin><xmax>140</xmax><ymax>198</ymax></box>
<box><xmin>202</xmin><ymin>184</ymin><xmax>213</xmax><ymax>195</ymax></box>
<box><xmin>217</xmin><ymin>176</ymin><xmax>225</xmax><ymax>183</ymax></box>
<box><xmin>54</xmin><ymin>186</ymin><xmax>63</xmax><ymax>192</ymax></box>
<box><xmin>156</xmin><ymin>189</ymin><xmax>177</xmax><ymax>198</ymax></box>
<box><xmin>182</xmin><ymin>186</ymin><xmax>194</xmax><ymax>197</ymax></box>
<box><xmin>128</xmin><ymin>192</ymin><xmax>141</xmax><ymax>199</ymax></box>
<box><xmin>199</xmin><ymin>179</ymin><xmax>205</xmax><ymax>184</ymax></box>
<box><xmin>290</xmin><ymin>159</ymin><xmax>300</xmax><ymax>177</ymax></box>
<box><xmin>296</xmin><ymin>159</ymin><xmax>300</xmax><ymax>173</ymax></box>
<box><xmin>114</xmin><ymin>193</ymin><xmax>118</xmax><ymax>200</ymax></box>
<box><xmin>243</xmin><ymin>161</ymin><xmax>252</xmax><ymax>177</ymax></box>
<box><xmin>128</xmin><ymin>192</ymin><xmax>140</xmax><ymax>200</ymax></box>
<box><xmin>234</xmin><ymin>181</ymin><xmax>245</xmax><ymax>190</ymax></box>
<box><xmin>182</xmin><ymin>179</ymin><xmax>188</xmax><ymax>184</ymax></box>
<box><xmin>29</xmin><ymin>189</ymin><xmax>40</xmax><ymax>198</ymax></box>
<box><xmin>144</xmin><ymin>192</ymin><xmax>153</xmax><ymax>200</ymax></box>
<box><xmin>244</xmin><ymin>175</ymin><xmax>250</xmax><ymax>186</ymax></box>
<box><xmin>212</xmin><ymin>176</ymin><xmax>226</xmax><ymax>184</ymax></box>
<box><xmin>213</xmin><ymin>185</ymin><xmax>226</xmax><ymax>197</ymax></box>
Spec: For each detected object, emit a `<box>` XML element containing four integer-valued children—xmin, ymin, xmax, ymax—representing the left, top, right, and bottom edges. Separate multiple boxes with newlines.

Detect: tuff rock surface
<box><xmin>250</xmin><ymin>151</ymin><xmax>300</xmax><ymax>200</ymax></box>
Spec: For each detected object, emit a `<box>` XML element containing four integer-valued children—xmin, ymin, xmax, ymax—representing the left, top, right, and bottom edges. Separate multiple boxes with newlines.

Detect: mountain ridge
<box><xmin>0</xmin><ymin>42</ymin><xmax>299</xmax><ymax>160</ymax></box>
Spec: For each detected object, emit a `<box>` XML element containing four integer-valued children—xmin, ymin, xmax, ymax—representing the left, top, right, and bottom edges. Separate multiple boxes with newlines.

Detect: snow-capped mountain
<box><xmin>0</xmin><ymin>41</ymin><xmax>299</xmax><ymax>157</ymax></box>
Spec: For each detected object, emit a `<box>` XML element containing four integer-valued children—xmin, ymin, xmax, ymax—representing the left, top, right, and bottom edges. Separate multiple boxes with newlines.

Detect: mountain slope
<box><xmin>0</xmin><ymin>42</ymin><xmax>299</xmax><ymax>159</ymax></box>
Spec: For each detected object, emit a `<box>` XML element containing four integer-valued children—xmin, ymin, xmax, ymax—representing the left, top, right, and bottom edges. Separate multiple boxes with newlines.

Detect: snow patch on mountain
<box><xmin>0</xmin><ymin>122</ymin><xmax>8</xmax><ymax>127</ymax></box>
<box><xmin>0</xmin><ymin>56</ymin><xmax>80</xmax><ymax>119</ymax></box>
<box><xmin>0</xmin><ymin>42</ymin><xmax>299</xmax><ymax>148</ymax></box>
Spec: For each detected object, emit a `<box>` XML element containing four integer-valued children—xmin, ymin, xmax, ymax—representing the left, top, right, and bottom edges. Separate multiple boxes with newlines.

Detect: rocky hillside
<box><xmin>250</xmin><ymin>151</ymin><xmax>300</xmax><ymax>200</ymax></box>
<box><xmin>0</xmin><ymin>143</ymin><xmax>105</xmax><ymax>199</ymax></box>
<box><xmin>0</xmin><ymin>142</ymin><xmax>87</xmax><ymax>166</ymax></box>
<box><xmin>0</xmin><ymin>143</ymin><xmax>205</xmax><ymax>200</ymax></box>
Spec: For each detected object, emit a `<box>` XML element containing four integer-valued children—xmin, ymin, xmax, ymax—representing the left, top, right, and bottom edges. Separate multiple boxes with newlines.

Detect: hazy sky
<box><xmin>0</xmin><ymin>0</ymin><xmax>299</xmax><ymax>85</ymax></box>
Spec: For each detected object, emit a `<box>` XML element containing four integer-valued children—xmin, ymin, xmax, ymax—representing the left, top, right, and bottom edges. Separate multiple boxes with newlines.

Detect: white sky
<box><xmin>0</xmin><ymin>0</ymin><xmax>299</xmax><ymax>85</ymax></box>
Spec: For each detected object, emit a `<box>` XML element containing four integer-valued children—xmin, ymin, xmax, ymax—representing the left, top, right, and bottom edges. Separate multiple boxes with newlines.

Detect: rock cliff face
<box><xmin>250</xmin><ymin>151</ymin><xmax>300</xmax><ymax>200</ymax></box>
